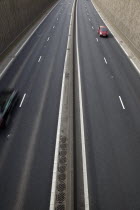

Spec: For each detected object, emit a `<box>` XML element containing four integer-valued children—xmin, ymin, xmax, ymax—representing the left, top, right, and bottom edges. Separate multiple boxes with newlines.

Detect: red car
<box><xmin>97</xmin><ymin>26</ymin><xmax>108</xmax><ymax>37</ymax></box>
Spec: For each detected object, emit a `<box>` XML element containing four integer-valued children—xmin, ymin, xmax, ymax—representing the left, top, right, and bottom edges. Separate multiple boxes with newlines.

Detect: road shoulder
<box><xmin>91</xmin><ymin>0</ymin><xmax>140</xmax><ymax>74</ymax></box>
<box><xmin>0</xmin><ymin>0</ymin><xmax>59</xmax><ymax>77</ymax></box>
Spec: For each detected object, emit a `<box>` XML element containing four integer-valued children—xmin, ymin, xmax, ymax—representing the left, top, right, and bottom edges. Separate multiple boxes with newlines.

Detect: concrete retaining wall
<box><xmin>93</xmin><ymin>0</ymin><xmax>140</xmax><ymax>56</ymax></box>
<box><xmin>0</xmin><ymin>0</ymin><xmax>56</xmax><ymax>55</ymax></box>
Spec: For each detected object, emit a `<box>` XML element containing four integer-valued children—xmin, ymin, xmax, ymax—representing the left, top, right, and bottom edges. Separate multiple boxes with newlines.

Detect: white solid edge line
<box><xmin>0</xmin><ymin>58</ymin><xmax>14</xmax><ymax>79</ymax></box>
<box><xmin>76</xmin><ymin>1</ymin><xmax>89</xmax><ymax>209</ymax></box>
<box><xmin>15</xmin><ymin>1</ymin><xmax>60</xmax><ymax>57</ymax></box>
<box><xmin>19</xmin><ymin>94</ymin><xmax>26</xmax><ymax>108</ymax></box>
<box><xmin>0</xmin><ymin>0</ymin><xmax>61</xmax><ymax>80</ymax></box>
<box><xmin>119</xmin><ymin>96</ymin><xmax>125</xmax><ymax>110</ymax></box>
<box><xmin>49</xmin><ymin>2</ymin><xmax>75</xmax><ymax>210</ymax></box>
<box><xmin>91</xmin><ymin>1</ymin><xmax>140</xmax><ymax>74</ymax></box>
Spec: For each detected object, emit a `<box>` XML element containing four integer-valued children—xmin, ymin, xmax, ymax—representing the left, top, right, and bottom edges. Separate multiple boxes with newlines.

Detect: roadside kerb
<box><xmin>0</xmin><ymin>0</ymin><xmax>61</xmax><ymax>79</ymax></box>
<box><xmin>91</xmin><ymin>0</ymin><xmax>140</xmax><ymax>74</ymax></box>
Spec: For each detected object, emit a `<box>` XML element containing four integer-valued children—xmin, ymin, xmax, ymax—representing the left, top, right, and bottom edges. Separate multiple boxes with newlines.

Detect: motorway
<box><xmin>0</xmin><ymin>0</ymin><xmax>140</xmax><ymax>209</ymax></box>
<box><xmin>0</xmin><ymin>0</ymin><xmax>74</xmax><ymax>209</ymax></box>
<box><xmin>77</xmin><ymin>0</ymin><xmax>140</xmax><ymax>209</ymax></box>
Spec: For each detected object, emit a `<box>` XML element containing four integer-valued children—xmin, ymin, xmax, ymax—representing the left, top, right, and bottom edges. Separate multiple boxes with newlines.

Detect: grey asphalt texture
<box><xmin>0</xmin><ymin>0</ymin><xmax>73</xmax><ymax>209</ymax></box>
<box><xmin>0</xmin><ymin>0</ymin><xmax>140</xmax><ymax>209</ymax></box>
<box><xmin>77</xmin><ymin>0</ymin><xmax>140</xmax><ymax>209</ymax></box>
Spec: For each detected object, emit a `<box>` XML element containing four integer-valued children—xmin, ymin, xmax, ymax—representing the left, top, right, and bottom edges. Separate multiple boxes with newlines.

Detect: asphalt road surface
<box><xmin>1</xmin><ymin>0</ymin><xmax>140</xmax><ymax>209</ymax></box>
<box><xmin>0</xmin><ymin>0</ymin><xmax>73</xmax><ymax>209</ymax></box>
<box><xmin>77</xmin><ymin>0</ymin><xmax>140</xmax><ymax>209</ymax></box>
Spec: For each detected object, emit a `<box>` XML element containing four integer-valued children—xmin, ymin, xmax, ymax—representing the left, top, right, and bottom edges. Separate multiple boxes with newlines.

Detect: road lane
<box><xmin>77</xmin><ymin>0</ymin><xmax>140</xmax><ymax>209</ymax></box>
<box><xmin>0</xmin><ymin>0</ymin><xmax>74</xmax><ymax>209</ymax></box>
<box><xmin>76</xmin><ymin>2</ymin><xmax>90</xmax><ymax>208</ymax></box>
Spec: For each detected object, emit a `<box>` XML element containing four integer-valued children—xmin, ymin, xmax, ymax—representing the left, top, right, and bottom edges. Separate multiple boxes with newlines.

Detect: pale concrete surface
<box><xmin>0</xmin><ymin>1</ymin><xmax>59</xmax><ymax>77</ymax></box>
<box><xmin>91</xmin><ymin>0</ymin><xmax>140</xmax><ymax>74</ymax></box>
<box><xmin>0</xmin><ymin>0</ymin><xmax>57</xmax><ymax>54</ymax></box>
<box><xmin>92</xmin><ymin>0</ymin><xmax>140</xmax><ymax>59</ymax></box>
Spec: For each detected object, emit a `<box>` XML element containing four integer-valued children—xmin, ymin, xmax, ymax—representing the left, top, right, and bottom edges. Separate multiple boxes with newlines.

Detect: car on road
<box><xmin>97</xmin><ymin>26</ymin><xmax>108</xmax><ymax>37</ymax></box>
<box><xmin>0</xmin><ymin>89</ymin><xmax>19</xmax><ymax>128</ymax></box>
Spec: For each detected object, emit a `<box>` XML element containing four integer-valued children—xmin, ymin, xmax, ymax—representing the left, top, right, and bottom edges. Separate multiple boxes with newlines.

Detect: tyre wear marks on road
<box><xmin>76</xmin><ymin>0</ymin><xmax>89</xmax><ymax>209</ymax></box>
<box><xmin>119</xmin><ymin>96</ymin><xmax>125</xmax><ymax>110</ymax></box>
<box><xmin>14</xmin><ymin>69</ymin><xmax>52</xmax><ymax>210</ymax></box>
<box><xmin>104</xmin><ymin>57</ymin><xmax>107</xmax><ymax>64</ymax></box>
<box><xmin>19</xmin><ymin>94</ymin><xmax>26</xmax><ymax>108</ymax></box>
<box><xmin>38</xmin><ymin>56</ymin><xmax>42</xmax><ymax>62</ymax></box>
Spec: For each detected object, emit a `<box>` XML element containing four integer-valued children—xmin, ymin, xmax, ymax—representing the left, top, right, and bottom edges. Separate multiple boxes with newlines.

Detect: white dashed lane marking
<box><xmin>119</xmin><ymin>96</ymin><xmax>125</xmax><ymax>110</ymax></box>
<box><xmin>19</xmin><ymin>94</ymin><xmax>26</xmax><ymax>108</ymax></box>
<box><xmin>0</xmin><ymin>1</ymin><xmax>60</xmax><ymax>79</ymax></box>
<box><xmin>47</xmin><ymin>37</ymin><xmax>50</xmax><ymax>41</ymax></box>
<box><xmin>96</xmin><ymin>38</ymin><xmax>98</xmax><ymax>42</ymax></box>
<box><xmin>104</xmin><ymin>57</ymin><xmax>107</xmax><ymax>64</ymax></box>
<box><xmin>38</xmin><ymin>56</ymin><xmax>42</xmax><ymax>62</ymax></box>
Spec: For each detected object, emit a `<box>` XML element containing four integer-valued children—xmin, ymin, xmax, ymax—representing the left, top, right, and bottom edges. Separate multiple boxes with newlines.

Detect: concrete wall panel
<box><xmin>93</xmin><ymin>0</ymin><xmax>140</xmax><ymax>54</ymax></box>
<box><xmin>0</xmin><ymin>0</ymin><xmax>56</xmax><ymax>55</ymax></box>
